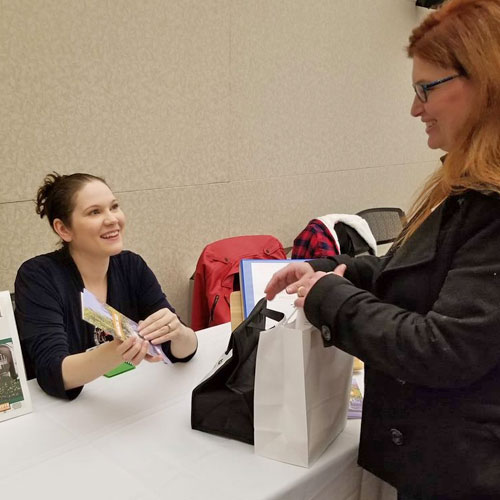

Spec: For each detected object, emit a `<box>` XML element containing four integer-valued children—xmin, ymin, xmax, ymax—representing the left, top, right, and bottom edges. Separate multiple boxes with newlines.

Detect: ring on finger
<box><xmin>166</xmin><ymin>323</ymin><xmax>171</xmax><ymax>333</ymax></box>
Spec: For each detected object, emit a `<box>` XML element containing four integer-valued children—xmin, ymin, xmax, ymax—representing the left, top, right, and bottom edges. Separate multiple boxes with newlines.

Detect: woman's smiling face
<box><xmin>411</xmin><ymin>56</ymin><xmax>476</xmax><ymax>152</ymax></box>
<box><xmin>58</xmin><ymin>180</ymin><xmax>125</xmax><ymax>258</ymax></box>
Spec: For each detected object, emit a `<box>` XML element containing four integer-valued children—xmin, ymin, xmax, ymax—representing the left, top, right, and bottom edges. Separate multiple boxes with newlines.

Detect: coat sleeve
<box><xmin>309</xmin><ymin>253</ymin><xmax>384</xmax><ymax>293</ymax></box>
<box><xmin>304</xmin><ymin>215</ymin><xmax>500</xmax><ymax>389</ymax></box>
<box><xmin>14</xmin><ymin>260</ymin><xmax>82</xmax><ymax>400</ymax></box>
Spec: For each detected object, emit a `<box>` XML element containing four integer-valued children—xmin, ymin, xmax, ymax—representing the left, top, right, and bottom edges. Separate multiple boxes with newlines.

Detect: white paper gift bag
<box><xmin>254</xmin><ymin>309</ymin><xmax>353</xmax><ymax>467</ymax></box>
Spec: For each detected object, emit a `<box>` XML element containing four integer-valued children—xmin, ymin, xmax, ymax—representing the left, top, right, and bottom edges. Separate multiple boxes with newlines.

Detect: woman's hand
<box><xmin>265</xmin><ymin>262</ymin><xmax>347</xmax><ymax>308</ymax></box>
<box><xmin>264</xmin><ymin>262</ymin><xmax>316</xmax><ymax>300</ymax></box>
<box><xmin>292</xmin><ymin>264</ymin><xmax>347</xmax><ymax>307</ymax></box>
<box><xmin>113</xmin><ymin>336</ymin><xmax>149</xmax><ymax>366</ymax></box>
<box><xmin>138</xmin><ymin>308</ymin><xmax>198</xmax><ymax>359</ymax></box>
<box><xmin>138</xmin><ymin>308</ymin><xmax>183</xmax><ymax>345</ymax></box>
<box><xmin>62</xmin><ymin>336</ymin><xmax>151</xmax><ymax>390</ymax></box>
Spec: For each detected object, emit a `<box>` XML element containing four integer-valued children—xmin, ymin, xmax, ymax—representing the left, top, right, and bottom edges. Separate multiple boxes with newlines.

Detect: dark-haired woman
<box><xmin>15</xmin><ymin>173</ymin><xmax>197</xmax><ymax>400</ymax></box>
<box><xmin>266</xmin><ymin>0</ymin><xmax>500</xmax><ymax>499</ymax></box>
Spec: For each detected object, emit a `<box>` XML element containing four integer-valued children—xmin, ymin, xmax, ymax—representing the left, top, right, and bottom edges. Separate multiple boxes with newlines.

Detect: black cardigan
<box><xmin>15</xmin><ymin>248</ymin><xmax>192</xmax><ymax>400</ymax></box>
<box><xmin>305</xmin><ymin>191</ymin><xmax>500</xmax><ymax>499</ymax></box>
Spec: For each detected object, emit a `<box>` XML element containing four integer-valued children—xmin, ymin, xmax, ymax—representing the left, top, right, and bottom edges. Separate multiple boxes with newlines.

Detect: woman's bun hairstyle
<box><xmin>36</xmin><ymin>172</ymin><xmax>63</xmax><ymax>221</ymax></box>
<box><xmin>35</xmin><ymin>172</ymin><xmax>108</xmax><ymax>240</ymax></box>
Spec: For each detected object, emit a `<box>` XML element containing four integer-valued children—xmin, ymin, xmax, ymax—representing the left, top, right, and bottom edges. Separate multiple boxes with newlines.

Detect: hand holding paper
<box><xmin>265</xmin><ymin>262</ymin><xmax>347</xmax><ymax>307</ymax></box>
<box><xmin>264</xmin><ymin>261</ymin><xmax>315</xmax><ymax>301</ymax></box>
<box><xmin>138</xmin><ymin>307</ymin><xmax>186</xmax><ymax>347</ymax></box>
<box><xmin>114</xmin><ymin>336</ymin><xmax>157</xmax><ymax>365</ymax></box>
<box><xmin>81</xmin><ymin>288</ymin><xmax>171</xmax><ymax>364</ymax></box>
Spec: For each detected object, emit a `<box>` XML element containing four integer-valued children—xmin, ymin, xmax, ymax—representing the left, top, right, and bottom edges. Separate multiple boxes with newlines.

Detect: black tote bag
<box><xmin>191</xmin><ymin>298</ymin><xmax>284</xmax><ymax>444</ymax></box>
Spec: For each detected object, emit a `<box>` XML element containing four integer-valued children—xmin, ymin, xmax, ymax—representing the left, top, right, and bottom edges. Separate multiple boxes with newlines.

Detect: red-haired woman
<box><xmin>15</xmin><ymin>173</ymin><xmax>197</xmax><ymax>400</ymax></box>
<box><xmin>266</xmin><ymin>1</ymin><xmax>500</xmax><ymax>498</ymax></box>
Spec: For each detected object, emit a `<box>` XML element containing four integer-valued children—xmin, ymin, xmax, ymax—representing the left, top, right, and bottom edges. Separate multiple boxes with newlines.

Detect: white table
<box><xmin>0</xmin><ymin>323</ymin><xmax>396</xmax><ymax>500</ymax></box>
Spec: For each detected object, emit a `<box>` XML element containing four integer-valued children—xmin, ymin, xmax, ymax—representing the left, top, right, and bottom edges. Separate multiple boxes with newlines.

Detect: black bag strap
<box><xmin>225</xmin><ymin>298</ymin><xmax>284</xmax><ymax>354</ymax></box>
<box><xmin>245</xmin><ymin>297</ymin><xmax>284</xmax><ymax>329</ymax></box>
<box><xmin>262</xmin><ymin>307</ymin><xmax>284</xmax><ymax>323</ymax></box>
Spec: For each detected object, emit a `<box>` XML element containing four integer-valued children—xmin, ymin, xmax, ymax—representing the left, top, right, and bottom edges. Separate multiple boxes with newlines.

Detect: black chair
<box><xmin>356</xmin><ymin>207</ymin><xmax>406</xmax><ymax>245</ymax></box>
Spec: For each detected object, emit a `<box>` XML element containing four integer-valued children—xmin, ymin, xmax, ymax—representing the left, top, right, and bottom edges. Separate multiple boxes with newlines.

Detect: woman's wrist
<box><xmin>62</xmin><ymin>340</ymin><xmax>124</xmax><ymax>390</ymax></box>
<box><xmin>169</xmin><ymin>325</ymin><xmax>198</xmax><ymax>359</ymax></box>
<box><xmin>99</xmin><ymin>339</ymin><xmax>125</xmax><ymax>365</ymax></box>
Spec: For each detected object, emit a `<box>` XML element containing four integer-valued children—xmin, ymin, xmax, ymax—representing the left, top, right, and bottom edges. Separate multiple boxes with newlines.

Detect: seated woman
<box><xmin>15</xmin><ymin>172</ymin><xmax>198</xmax><ymax>400</ymax></box>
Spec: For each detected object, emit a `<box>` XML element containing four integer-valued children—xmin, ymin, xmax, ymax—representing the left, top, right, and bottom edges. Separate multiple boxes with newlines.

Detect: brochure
<box><xmin>0</xmin><ymin>290</ymin><xmax>32</xmax><ymax>422</ymax></box>
<box><xmin>81</xmin><ymin>288</ymin><xmax>171</xmax><ymax>364</ymax></box>
<box><xmin>347</xmin><ymin>376</ymin><xmax>363</xmax><ymax>419</ymax></box>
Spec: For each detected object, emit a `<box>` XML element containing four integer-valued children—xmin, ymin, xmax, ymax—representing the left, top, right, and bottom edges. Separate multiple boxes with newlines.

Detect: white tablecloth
<box><xmin>0</xmin><ymin>323</ymin><xmax>396</xmax><ymax>500</ymax></box>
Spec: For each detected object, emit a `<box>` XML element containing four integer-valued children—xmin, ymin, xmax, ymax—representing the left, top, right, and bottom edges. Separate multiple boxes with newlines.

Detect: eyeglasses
<box><xmin>413</xmin><ymin>74</ymin><xmax>462</xmax><ymax>103</ymax></box>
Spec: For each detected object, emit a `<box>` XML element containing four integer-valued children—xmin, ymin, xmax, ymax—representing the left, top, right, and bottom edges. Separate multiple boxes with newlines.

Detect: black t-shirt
<box><xmin>14</xmin><ymin>247</ymin><xmax>190</xmax><ymax>399</ymax></box>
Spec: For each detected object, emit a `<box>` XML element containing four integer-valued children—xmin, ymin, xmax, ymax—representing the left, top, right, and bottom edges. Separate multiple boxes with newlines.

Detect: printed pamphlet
<box><xmin>0</xmin><ymin>291</ymin><xmax>32</xmax><ymax>422</ymax></box>
<box><xmin>81</xmin><ymin>288</ymin><xmax>171</xmax><ymax>364</ymax></box>
<box><xmin>347</xmin><ymin>376</ymin><xmax>363</xmax><ymax>419</ymax></box>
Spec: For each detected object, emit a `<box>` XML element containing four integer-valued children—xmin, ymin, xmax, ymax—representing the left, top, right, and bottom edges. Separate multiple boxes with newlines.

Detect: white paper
<box><xmin>242</xmin><ymin>260</ymin><xmax>298</xmax><ymax>327</ymax></box>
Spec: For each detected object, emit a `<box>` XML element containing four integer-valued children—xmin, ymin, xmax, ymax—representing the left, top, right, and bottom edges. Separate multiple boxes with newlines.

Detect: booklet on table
<box><xmin>0</xmin><ymin>290</ymin><xmax>32</xmax><ymax>422</ymax></box>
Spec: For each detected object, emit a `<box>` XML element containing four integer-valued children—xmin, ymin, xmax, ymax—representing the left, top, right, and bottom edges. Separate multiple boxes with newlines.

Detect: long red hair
<box><xmin>402</xmin><ymin>0</ymin><xmax>500</xmax><ymax>243</ymax></box>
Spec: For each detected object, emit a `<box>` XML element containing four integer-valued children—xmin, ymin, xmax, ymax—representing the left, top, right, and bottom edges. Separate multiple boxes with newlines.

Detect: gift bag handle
<box><xmin>283</xmin><ymin>307</ymin><xmax>312</xmax><ymax>329</ymax></box>
<box><xmin>295</xmin><ymin>308</ymin><xmax>309</xmax><ymax>329</ymax></box>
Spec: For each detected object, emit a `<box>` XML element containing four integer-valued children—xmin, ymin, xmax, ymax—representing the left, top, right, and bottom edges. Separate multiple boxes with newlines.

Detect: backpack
<box><xmin>191</xmin><ymin>235</ymin><xmax>287</xmax><ymax>331</ymax></box>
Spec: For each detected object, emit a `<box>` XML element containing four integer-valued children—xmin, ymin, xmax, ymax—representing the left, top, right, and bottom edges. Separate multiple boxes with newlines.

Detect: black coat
<box><xmin>305</xmin><ymin>191</ymin><xmax>500</xmax><ymax>500</ymax></box>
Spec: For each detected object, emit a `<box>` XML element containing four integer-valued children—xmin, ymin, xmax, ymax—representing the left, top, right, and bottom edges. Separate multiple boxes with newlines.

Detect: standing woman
<box><xmin>266</xmin><ymin>1</ymin><xmax>500</xmax><ymax>499</ymax></box>
<box><xmin>15</xmin><ymin>173</ymin><xmax>197</xmax><ymax>400</ymax></box>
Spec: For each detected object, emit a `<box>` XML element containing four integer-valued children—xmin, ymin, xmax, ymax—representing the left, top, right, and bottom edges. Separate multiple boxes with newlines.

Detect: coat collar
<box><xmin>381</xmin><ymin>202</ymin><xmax>444</xmax><ymax>273</ymax></box>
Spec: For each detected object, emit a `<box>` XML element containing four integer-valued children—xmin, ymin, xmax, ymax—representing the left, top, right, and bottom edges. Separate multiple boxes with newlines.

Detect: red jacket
<box><xmin>191</xmin><ymin>235</ymin><xmax>286</xmax><ymax>331</ymax></box>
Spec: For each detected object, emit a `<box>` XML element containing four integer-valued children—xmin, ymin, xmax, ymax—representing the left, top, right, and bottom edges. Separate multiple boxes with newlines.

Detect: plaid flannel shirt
<box><xmin>291</xmin><ymin>219</ymin><xmax>340</xmax><ymax>259</ymax></box>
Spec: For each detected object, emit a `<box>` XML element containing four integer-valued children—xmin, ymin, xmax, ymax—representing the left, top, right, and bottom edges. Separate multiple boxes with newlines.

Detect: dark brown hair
<box><xmin>36</xmin><ymin>172</ymin><xmax>108</xmax><ymax>241</ymax></box>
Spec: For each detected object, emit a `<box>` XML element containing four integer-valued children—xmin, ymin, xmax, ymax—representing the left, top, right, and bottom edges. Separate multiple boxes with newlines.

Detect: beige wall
<box><xmin>1</xmin><ymin>0</ymin><xmax>437</xmax><ymax>323</ymax></box>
